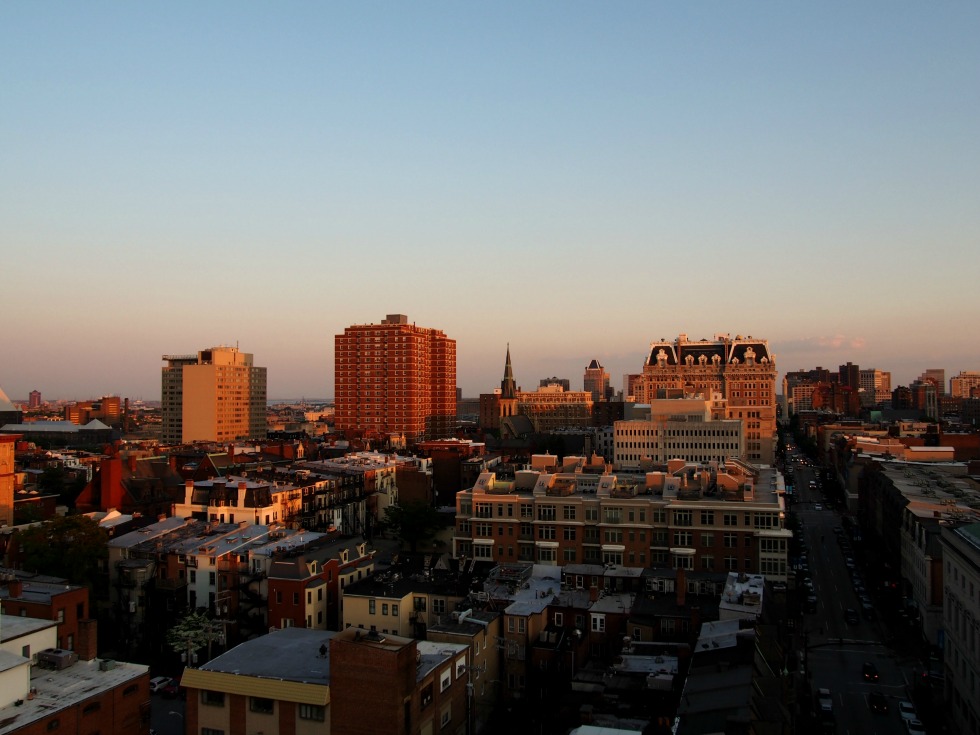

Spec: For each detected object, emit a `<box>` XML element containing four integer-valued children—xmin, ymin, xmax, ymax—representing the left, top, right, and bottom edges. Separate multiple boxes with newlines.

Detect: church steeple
<box><xmin>501</xmin><ymin>343</ymin><xmax>516</xmax><ymax>399</ymax></box>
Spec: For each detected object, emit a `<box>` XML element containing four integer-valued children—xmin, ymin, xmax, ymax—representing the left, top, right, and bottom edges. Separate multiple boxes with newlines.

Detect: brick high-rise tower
<box><xmin>335</xmin><ymin>314</ymin><xmax>456</xmax><ymax>443</ymax></box>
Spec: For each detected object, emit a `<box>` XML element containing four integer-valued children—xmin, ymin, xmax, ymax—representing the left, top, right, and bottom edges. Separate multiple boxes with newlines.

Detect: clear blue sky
<box><xmin>2</xmin><ymin>2</ymin><xmax>978</xmax><ymax>400</ymax></box>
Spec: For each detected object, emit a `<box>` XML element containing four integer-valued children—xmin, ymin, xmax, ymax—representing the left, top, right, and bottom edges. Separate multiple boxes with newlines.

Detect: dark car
<box><xmin>845</xmin><ymin>608</ymin><xmax>859</xmax><ymax>624</ymax></box>
<box><xmin>868</xmin><ymin>690</ymin><xmax>888</xmax><ymax>714</ymax></box>
<box><xmin>863</xmin><ymin>662</ymin><xmax>879</xmax><ymax>682</ymax></box>
<box><xmin>162</xmin><ymin>679</ymin><xmax>183</xmax><ymax>699</ymax></box>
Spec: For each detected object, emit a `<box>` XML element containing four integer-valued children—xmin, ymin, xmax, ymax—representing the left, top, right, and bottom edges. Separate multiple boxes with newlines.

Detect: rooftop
<box><xmin>197</xmin><ymin>627</ymin><xmax>337</xmax><ymax>685</ymax></box>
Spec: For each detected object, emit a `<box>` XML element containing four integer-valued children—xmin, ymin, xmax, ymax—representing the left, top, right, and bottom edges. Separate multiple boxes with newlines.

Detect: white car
<box><xmin>898</xmin><ymin>701</ymin><xmax>917</xmax><ymax>722</ymax></box>
<box><xmin>149</xmin><ymin>676</ymin><xmax>170</xmax><ymax>693</ymax></box>
<box><xmin>905</xmin><ymin>719</ymin><xmax>926</xmax><ymax>735</ymax></box>
<box><xmin>813</xmin><ymin>503</ymin><xmax>823</xmax><ymax>511</ymax></box>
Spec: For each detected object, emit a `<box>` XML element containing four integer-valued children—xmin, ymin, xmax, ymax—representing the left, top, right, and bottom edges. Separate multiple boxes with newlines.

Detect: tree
<box><xmin>16</xmin><ymin>515</ymin><xmax>108</xmax><ymax>589</ymax></box>
<box><xmin>166</xmin><ymin>611</ymin><xmax>224</xmax><ymax>665</ymax></box>
<box><xmin>382</xmin><ymin>501</ymin><xmax>445</xmax><ymax>553</ymax></box>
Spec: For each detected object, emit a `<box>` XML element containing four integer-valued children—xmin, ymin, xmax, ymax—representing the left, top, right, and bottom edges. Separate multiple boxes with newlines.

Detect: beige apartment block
<box><xmin>162</xmin><ymin>346</ymin><xmax>267</xmax><ymax>444</ymax></box>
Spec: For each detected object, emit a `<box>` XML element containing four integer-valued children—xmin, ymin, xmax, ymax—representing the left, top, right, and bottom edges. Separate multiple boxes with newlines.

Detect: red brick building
<box><xmin>0</xmin><ymin>573</ymin><xmax>92</xmax><ymax>653</ymax></box>
<box><xmin>335</xmin><ymin>314</ymin><xmax>456</xmax><ymax>444</ymax></box>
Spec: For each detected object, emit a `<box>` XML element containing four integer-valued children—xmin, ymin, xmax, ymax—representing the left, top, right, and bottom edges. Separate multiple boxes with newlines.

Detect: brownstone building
<box><xmin>335</xmin><ymin>314</ymin><xmax>456</xmax><ymax>444</ymax></box>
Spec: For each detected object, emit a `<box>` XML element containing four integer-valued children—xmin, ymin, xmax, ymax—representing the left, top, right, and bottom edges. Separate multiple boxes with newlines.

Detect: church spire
<box><xmin>501</xmin><ymin>343</ymin><xmax>516</xmax><ymax>399</ymax></box>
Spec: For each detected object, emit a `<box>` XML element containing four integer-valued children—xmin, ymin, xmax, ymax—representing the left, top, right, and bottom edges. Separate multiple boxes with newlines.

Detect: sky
<box><xmin>2</xmin><ymin>3</ymin><xmax>978</xmax><ymax>401</ymax></box>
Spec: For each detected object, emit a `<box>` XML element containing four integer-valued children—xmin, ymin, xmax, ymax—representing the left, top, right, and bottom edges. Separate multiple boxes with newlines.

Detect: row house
<box><xmin>267</xmin><ymin>537</ymin><xmax>375</xmax><ymax>632</ymax></box>
<box><xmin>173</xmin><ymin>476</ymin><xmax>301</xmax><ymax>527</ymax></box>
<box><xmin>298</xmin><ymin>452</ymin><xmax>404</xmax><ymax>537</ymax></box>
<box><xmin>342</xmin><ymin>555</ymin><xmax>475</xmax><ymax>640</ymax></box>
<box><xmin>0</xmin><ymin>570</ymin><xmax>92</xmax><ymax>653</ymax></box>
<box><xmin>453</xmin><ymin>458</ymin><xmax>790</xmax><ymax>583</ymax></box>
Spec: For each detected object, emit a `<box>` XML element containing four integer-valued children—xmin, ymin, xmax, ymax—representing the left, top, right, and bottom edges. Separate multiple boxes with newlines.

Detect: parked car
<box><xmin>149</xmin><ymin>676</ymin><xmax>170</xmax><ymax>693</ymax></box>
<box><xmin>816</xmin><ymin>687</ymin><xmax>833</xmax><ymax>716</ymax></box>
<box><xmin>898</xmin><ymin>701</ymin><xmax>918</xmax><ymax>722</ymax></box>
<box><xmin>845</xmin><ymin>608</ymin><xmax>859</xmax><ymax>624</ymax></box>
<box><xmin>905</xmin><ymin>719</ymin><xmax>926</xmax><ymax>734</ymax></box>
<box><xmin>862</xmin><ymin>662</ymin><xmax>879</xmax><ymax>682</ymax></box>
<box><xmin>162</xmin><ymin>679</ymin><xmax>182</xmax><ymax>699</ymax></box>
<box><xmin>869</xmin><ymin>690</ymin><xmax>888</xmax><ymax>714</ymax></box>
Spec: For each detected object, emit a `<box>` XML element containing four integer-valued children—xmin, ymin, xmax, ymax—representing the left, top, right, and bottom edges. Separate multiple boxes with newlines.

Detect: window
<box><xmin>441</xmin><ymin>704</ymin><xmax>452</xmax><ymax>727</ymax></box>
<box><xmin>456</xmin><ymin>655</ymin><xmax>466</xmax><ymax>679</ymax></box>
<box><xmin>382</xmin><ymin>603</ymin><xmax>389</xmax><ymax>616</ymax></box>
<box><xmin>591</xmin><ymin>614</ymin><xmax>606</xmax><ymax>632</ymax></box>
<box><xmin>539</xmin><ymin>526</ymin><xmax>556</xmax><ymax>540</ymax></box>
<box><xmin>46</xmin><ymin>720</ymin><xmax>59</xmax><ymax>732</ymax></box>
<box><xmin>673</xmin><ymin>531</ymin><xmax>692</xmax><ymax>547</ymax></box>
<box><xmin>57</xmin><ymin>608</ymin><xmax>65</xmax><ymax>623</ymax></box>
<box><xmin>674</xmin><ymin>510</ymin><xmax>692</xmax><ymax>526</ymax></box>
<box><xmin>392</xmin><ymin>603</ymin><xmax>399</xmax><ymax>616</ymax></box>
<box><xmin>440</xmin><ymin>667</ymin><xmax>452</xmax><ymax>692</ymax></box>
<box><xmin>724</xmin><ymin>533</ymin><xmax>738</xmax><ymax>548</ymax></box>
<box><xmin>299</xmin><ymin>704</ymin><xmax>325</xmax><ymax>721</ymax></box>
<box><xmin>563</xmin><ymin>526</ymin><xmax>577</xmax><ymax>541</ymax></box>
<box><xmin>701</xmin><ymin>533</ymin><xmax>714</xmax><ymax>547</ymax></box>
<box><xmin>538</xmin><ymin>505</ymin><xmax>556</xmax><ymax>521</ymax></box>
<box><xmin>700</xmin><ymin>510</ymin><xmax>715</xmax><ymax>525</ymax></box>
<box><xmin>369</xmin><ymin>600</ymin><xmax>376</xmax><ymax>614</ymax></box>
<box><xmin>724</xmin><ymin>513</ymin><xmax>738</xmax><ymax>527</ymax></box>
<box><xmin>563</xmin><ymin>505</ymin><xmax>576</xmax><ymax>520</ymax></box>
<box><xmin>554</xmin><ymin>612</ymin><xmax>564</xmax><ymax>626</ymax></box>
<box><xmin>421</xmin><ymin>682</ymin><xmax>434</xmax><ymax>709</ymax></box>
<box><xmin>202</xmin><ymin>690</ymin><xmax>225</xmax><ymax>706</ymax></box>
<box><xmin>82</xmin><ymin>702</ymin><xmax>101</xmax><ymax>715</ymax></box>
<box><xmin>202</xmin><ymin>729</ymin><xmax>226</xmax><ymax>735</ymax></box>
<box><xmin>250</xmin><ymin>697</ymin><xmax>274</xmax><ymax>714</ymax></box>
<box><xmin>585</xmin><ymin>507</ymin><xmax>598</xmax><ymax>522</ymax></box>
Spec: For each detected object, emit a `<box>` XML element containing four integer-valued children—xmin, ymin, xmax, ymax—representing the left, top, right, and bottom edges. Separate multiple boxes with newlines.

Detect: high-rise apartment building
<box><xmin>950</xmin><ymin>371</ymin><xmax>980</xmax><ymax>398</ymax></box>
<box><xmin>161</xmin><ymin>346</ymin><xmax>267</xmax><ymax>445</ymax></box>
<box><xmin>1</xmin><ymin>434</ymin><xmax>18</xmax><ymax>527</ymax></box>
<box><xmin>334</xmin><ymin>314</ymin><xmax>456</xmax><ymax>443</ymax></box>
<box><xmin>584</xmin><ymin>359</ymin><xmax>610</xmax><ymax>402</ymax></box>
<box><xmin>28</xmin><ymin>390</ymin><xmax>42</xmax><ymax>409</ymax></box>
<box><xmin>634</xmin><ymin>334</ymin><xmax>777</xmax><ymax>464</ymax></box>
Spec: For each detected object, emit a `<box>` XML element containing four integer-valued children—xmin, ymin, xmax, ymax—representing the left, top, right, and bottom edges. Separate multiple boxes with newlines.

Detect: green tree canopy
<box><xmin>17</xmin><ymin>515</ymin><xmax>108</xmax><ymax>589</ymax></box>
<box><xmin>166</xmin><ymin>611</ymin><xmax>224</xmax><ymax>664</ymax></box>
<box><xmin>382</xmin><ymin>500</ymin><xmax>445</xmax><ymax>553</ymax></box>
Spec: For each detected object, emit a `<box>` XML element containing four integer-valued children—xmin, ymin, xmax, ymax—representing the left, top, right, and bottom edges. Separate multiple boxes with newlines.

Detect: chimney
<box><xmin>101</xmin><ymin>457</ymin><xmax>124</xmax><ymax>512</ymax></box>
<box><xmin>76</xmin><ymin>619</ymin><xmax>98</xmax><ymax>661</ymax></box>
<box><xmin>676</xmin><ymin>567</ymin><xmax>686</xmax><ymax>608</ymax></box>
<box><xmin>589</xmin><ymin>585</ymin><xmax>599</xmax><ymax>603</ymax></box>
<box><xmin>7</xmin><ymin>579</ymin><xmax>23</xmax><ymax>598</ymax></box>
<box><xmin>169</xmin><ymin>455</ymin><xmax>177</xmax><ymax>471</ymax></box>
<box><xmin>127</xmin><ymin>454</ymin><xmax>137</xmax><ymax>472</ymax></box>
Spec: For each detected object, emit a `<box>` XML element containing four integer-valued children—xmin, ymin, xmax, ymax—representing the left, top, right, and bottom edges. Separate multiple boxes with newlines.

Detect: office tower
<box><xmin>918</xmin><ymin>369</ymin><xmax>947</xmax><ymax>395</ymax></box>
<box><xmin>334</xmin><ymin>314</ymin><xmax>456</xmax><ymax>443</ymax></box>
<box><xmin>859</xmin><ymin>369</ymin><xmax>892</xmax><ymax>407</ymax></box>
<box><xmin>839</xmin><ymin>362</ymin><xmax>860</xmax><ymax>390</ymax></box>
<box><xmin>950</xmin><ymin>371</ymin><xmax>980</xmax><ymax>398</ymax></box>
<box><xmin>161</xmin><ymin>346</ymin><xmax>267</xmax><ymax>444</ymax></box>
<box><xmin>634</xmin><ymin>333</ymin><xmax>778</xmax><ymax>463</ymax></box>
<box><xmin>28</xmin><ymin>390</ymin><xmax>42</xmax><ymax>409</ymax></box>
<box><xmin>584</xmin><ymin>359</ymin><xmax>610</xmax><ymax>401</ymax></box>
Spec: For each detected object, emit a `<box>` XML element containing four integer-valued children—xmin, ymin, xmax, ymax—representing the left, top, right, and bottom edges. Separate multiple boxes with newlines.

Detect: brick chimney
<box><xmin>6</xmin><ymin>579</ymin><xmax>23</xmax><ymax>598</ymax></box>
<box><xmin>76</xmin><ymin>619</ymin><xmax>98</xmax><ymax>661</ymax></box>
<box><xmin>590</xmin><ymin>585</ymin><xmax>599</xmax><ymax>603</ymax></box>
<box><xmin>127</xmin><ymin>454</ymin><xmax>137</xmax><ymax>472</ymax></box>
<box><xmin>100</xmin><ymin>457</ymin><xmax>124</xmax><ymax>512</ymax></box>
<box><xmin>676</xmin><ymin>567</ymin><xmax>686</xmax><ymax>608</ymax></box>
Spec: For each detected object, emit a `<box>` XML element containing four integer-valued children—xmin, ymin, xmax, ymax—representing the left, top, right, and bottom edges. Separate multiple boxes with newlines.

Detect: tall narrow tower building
<box><xmin>161</xmin><ymin>346</ymin><xmax>267</xmax><ymax>444</ymax></box>
<box><xmin>334</xmin><ymin>314</ymin><xmax>456</xmax><ymax>443</ymax></box>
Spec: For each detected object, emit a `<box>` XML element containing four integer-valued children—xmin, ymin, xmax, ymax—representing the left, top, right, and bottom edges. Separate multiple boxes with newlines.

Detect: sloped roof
<box><xmin>0</xmin><ymin>386</ymin><xmax>17</xmax><ymax>412</ymax></box>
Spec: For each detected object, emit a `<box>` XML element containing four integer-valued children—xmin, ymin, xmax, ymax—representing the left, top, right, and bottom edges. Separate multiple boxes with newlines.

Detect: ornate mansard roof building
<box><xmin>633</xmin><ymin>334</ymin><xmax>778</xmax><ymax>464</ymax></box>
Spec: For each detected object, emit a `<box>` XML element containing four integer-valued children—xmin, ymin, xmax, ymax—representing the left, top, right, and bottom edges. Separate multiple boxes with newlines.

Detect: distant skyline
<box><xmin>3</xmin><ymin>4</ymin><xmax>978</xmax><ymax>401</ymax></box>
